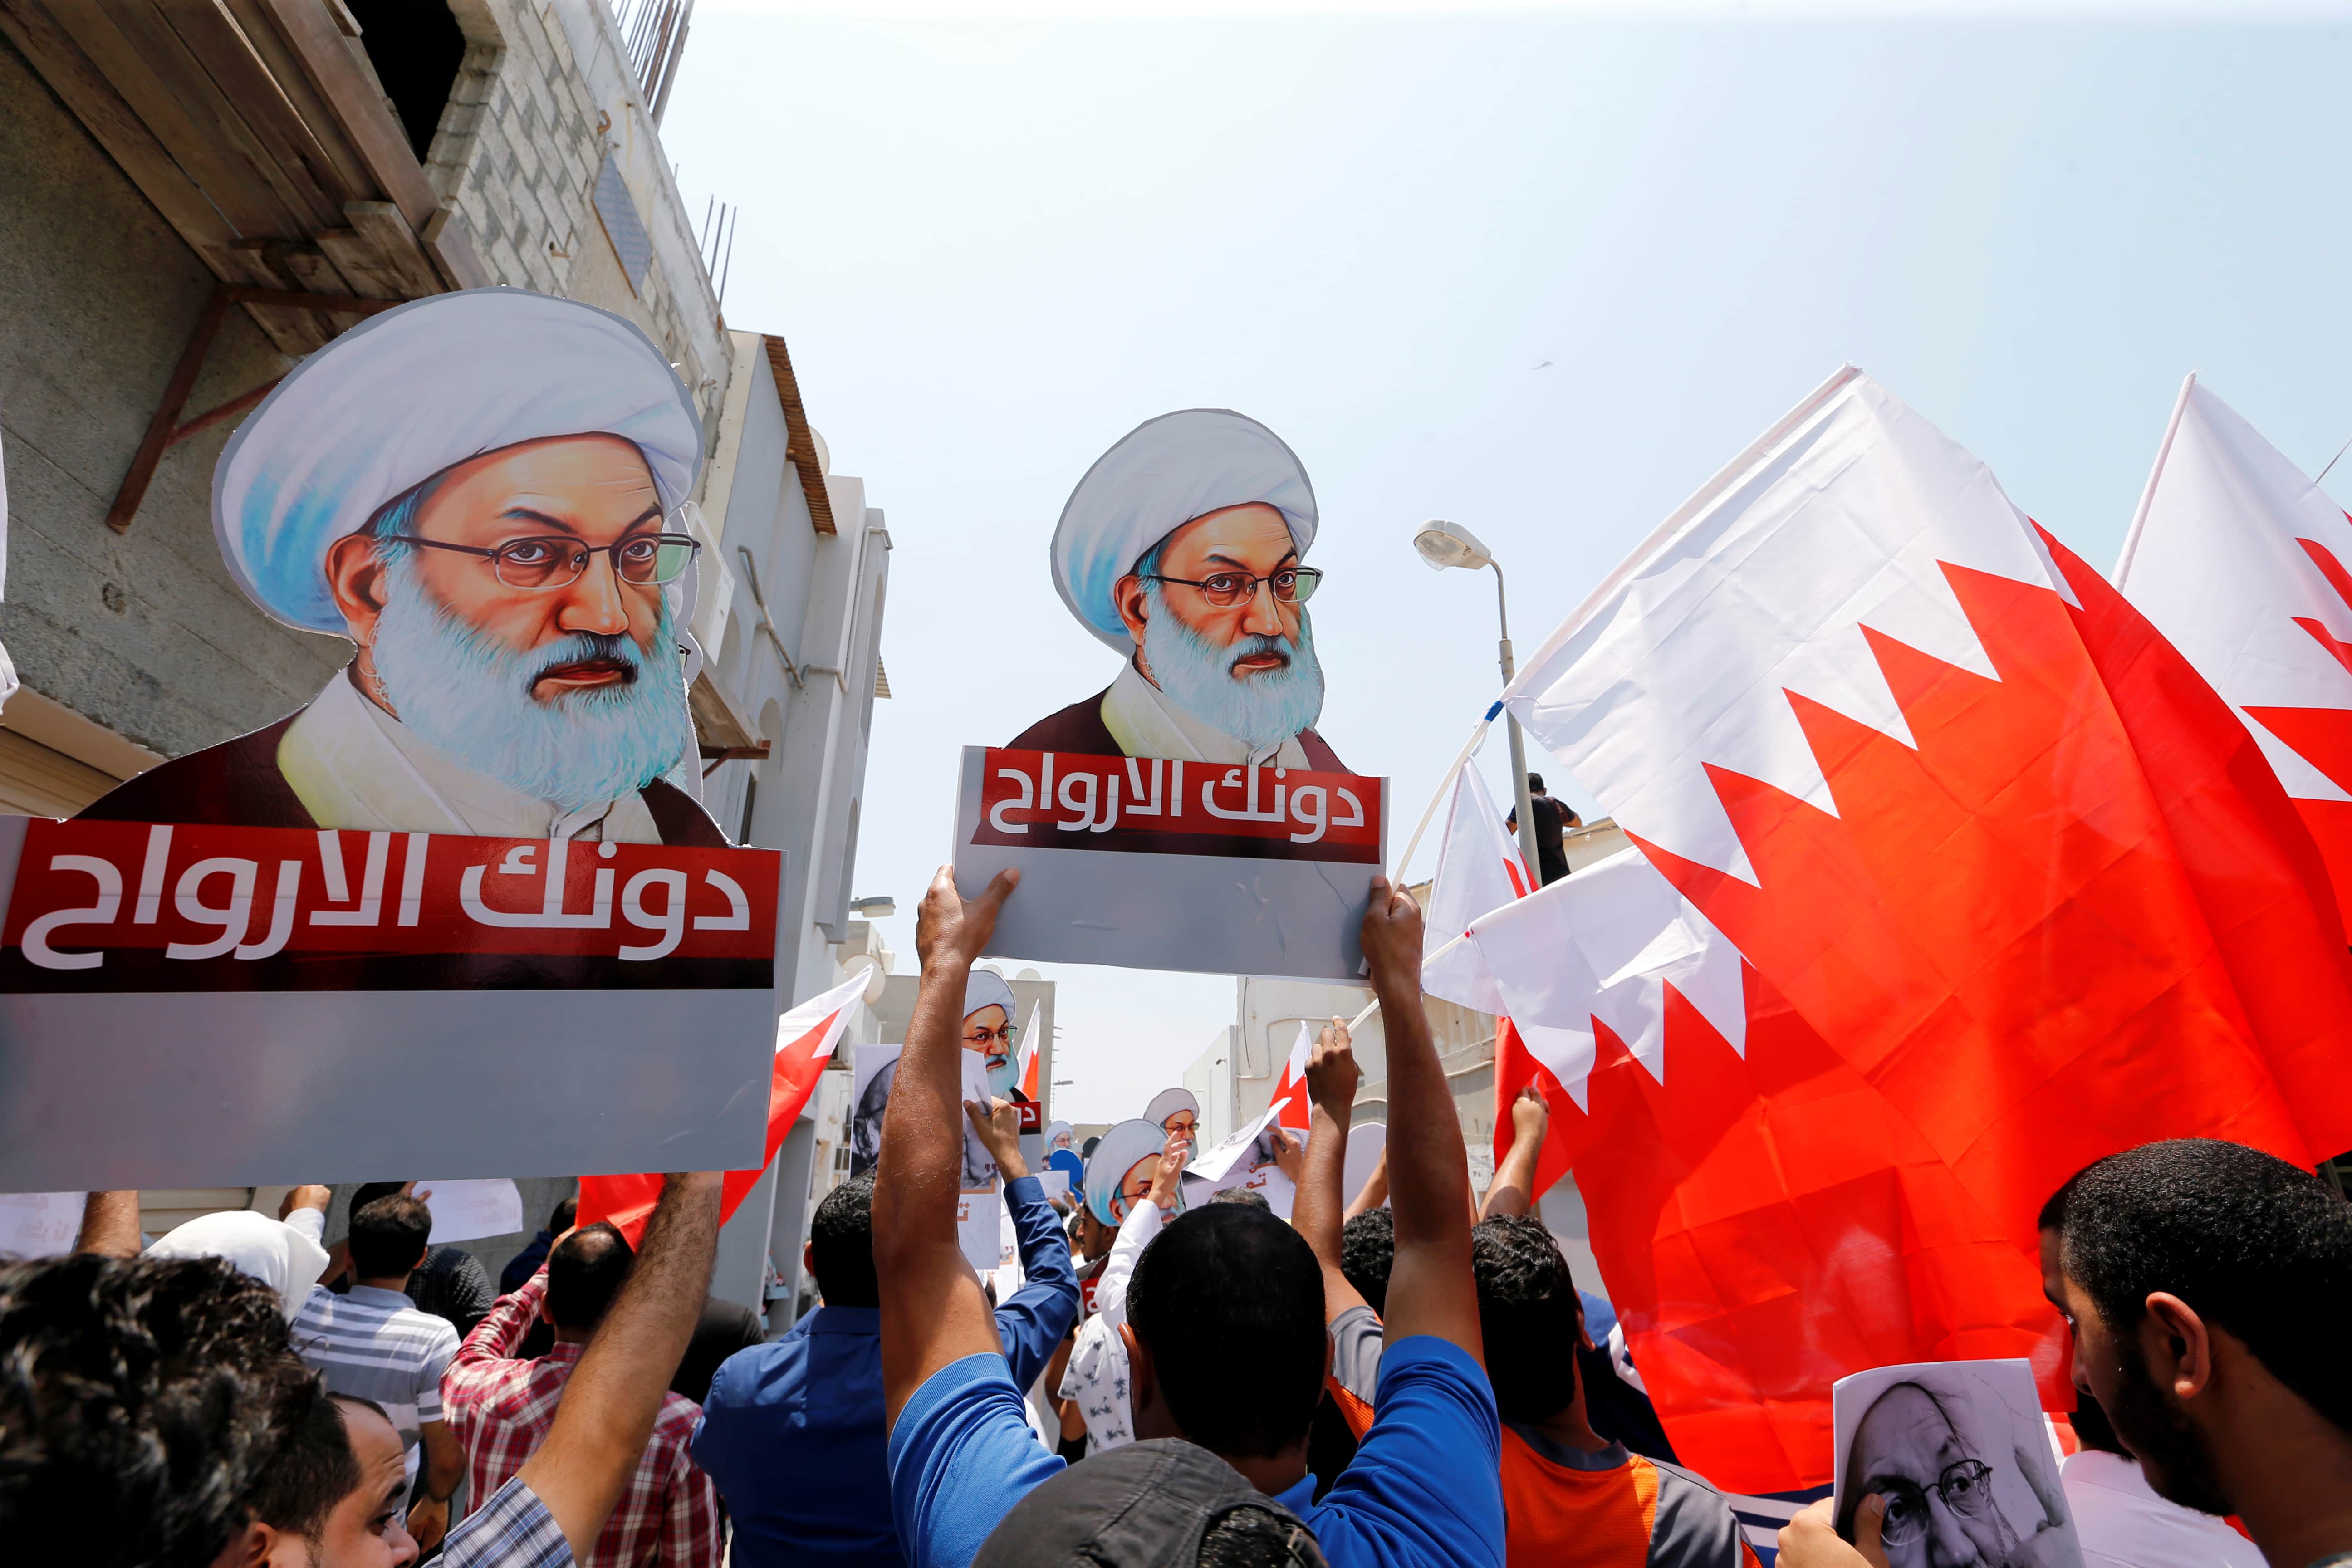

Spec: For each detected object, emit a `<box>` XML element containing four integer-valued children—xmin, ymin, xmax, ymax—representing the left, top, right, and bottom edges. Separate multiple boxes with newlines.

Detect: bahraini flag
<box><xmin>1421</xmin><ymin>757</ymin><xmax>1533</xmax><ymax>1016</ymax></box>
<box><xmin>581</xmin><ymin>968</ymin><xmax>869</xmax><ymax>1244</ymax></box>
<box><xmin>2112</xmin><ymin>374</ymin><xmax>2352</xmax><ymax>924</ymax></box>
<box><xmin>1498</xmin><ymin>367</ymin><xmax>2352</xmax><ymax>1427</ymax></box>
<box><xmin>1467</xmin><ymin>849</ymin><xmax>2048</xmax><ymax>1491</ymax></box>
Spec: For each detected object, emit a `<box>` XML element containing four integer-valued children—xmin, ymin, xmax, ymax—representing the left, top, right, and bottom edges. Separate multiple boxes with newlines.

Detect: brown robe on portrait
<box><xmin>1008</xmin><ymin>685</ymin><xmax>1350</xmax><ymax>774</ymax></box>
<box><xmin>77</xmin><ymin>710</ymin><xmax>730</xmax><ymax>846</ymax></box>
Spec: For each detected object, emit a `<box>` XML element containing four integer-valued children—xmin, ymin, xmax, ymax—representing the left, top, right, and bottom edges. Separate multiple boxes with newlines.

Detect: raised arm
<box><xmin>1345</xmin><ymin>1146</ymin><xmax>1389</xmax><ymax>1220</ymax></box>
<box><xmin>972</xmin><ymin>1095</ymin><xmax>1082</xmax><ymax>1389</ymax></box>
<box><xmin>75</xmin><ymin>1191</ymin><xmax>143</xmax><ymax>1258</ymax></box>
<box><xmin>876</xmin><ymin>864</ymin><xmax>1020</xmax><ymax>1428</ymax></box>
<box><xmin>1294</xmin><ymin>1019</ymin><xmax>1367</xmax><ymax>1323</ymax></box>
<box><xmin>1361</xmin><ymin>878</ymin><xmax>1482</xmax><ymax>1359</ymax></box>
<box><xmin>516</xmin><ymin>1171</ymin><xmax>722</xmax><ymax>1563</ymax></box>
<box><xmin>1479</xmin><ymin>1086</ymin><xmax>1550</xmax><ymax>1220</ymax></box>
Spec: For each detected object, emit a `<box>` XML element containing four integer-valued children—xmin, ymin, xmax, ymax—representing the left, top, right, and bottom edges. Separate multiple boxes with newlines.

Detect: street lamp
<box><xmin>1414</xmin><ymin>520</ymin><xmax>1544</xmax><ymax>883</ymax></box>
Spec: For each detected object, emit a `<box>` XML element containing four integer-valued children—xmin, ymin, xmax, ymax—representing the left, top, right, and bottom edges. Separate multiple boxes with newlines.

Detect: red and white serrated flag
<box><xmin>1015</xmin><ymin>997</ymin><xmax>1043</xmax><ymax>1102</ymax></box>
<box><xmin>1497</xmin><ymin>366</ymin><xmax>2352</xmax><ymax>1479</ymax></box>
<box><xmin>1268</xmin><ymin>1019</ymin><xmax>1313</xmax><ymax>1132</ymax></box>
<box><xmin>579</xmin><ymin>967</ymin><xmax>870</xmax><ymax>1245</ymax></box>
<box><xmin>1469</xmin><ymin>849</ymin><xmax>2046</xmax><ymax>1490</ymax></box>
<box><xmin>1420</xmin><ymin>758</ymin><xmax>1533</xmax><ymax>1014</ymax></box>
<box><xmin>2112</xmin><ymin>375</ymin><xmax>2352</xmax><ymax>922</ymax></box>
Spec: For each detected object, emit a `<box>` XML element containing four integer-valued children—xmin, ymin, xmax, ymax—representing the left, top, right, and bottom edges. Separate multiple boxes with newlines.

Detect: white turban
<box><xmin>1143</xmin><ymin>1087</ymin><xmax>1198</xmax><ymax>1131</ymax></box>
<box><xmin>963</xmin><ymin>967</ymin><xmax>1017</xmax><ymax>1022</ymax></box>
<box><xmin>1050</xmin><ymin>409</ymin><xmax>1318</xmax><ymax>653</ymax></box>
<box><xmin>1084</xmin><ymin>1117</ymin><xmax>1182</xmax><ymax>1226</ymax></box>
<box><xmin>214</xmin><ymin>288</ymin><xmax>703</xmax><ymax>635</ymax></box>
<box><xmin>145</xmin><ymin>1210</ymin><xmax>329</xmax><ymax>1323</ymax></box>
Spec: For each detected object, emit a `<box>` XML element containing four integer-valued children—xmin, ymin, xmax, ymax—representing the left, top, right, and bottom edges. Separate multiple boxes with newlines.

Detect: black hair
<box><xmin>1209</xmin><ymin>1187</ymin><xmax>1272</xmax><ymax>1212</ymax></box>
<box><xmin>810</xmin><ymin>1175</ymin><xmax>879</xmax><ymax>1308</ymax></box>
<box><xmin>0</xmin><ymin>1253</ymin><xmax>332</xmax><ymax>1565</ymax></box>
<box><xmin>348</xmin><ymin>1194</ymin><xmax>432</xmax><ymax>1280</ymax></box>
<box><xmin>1527</xmin><ymin>774</ymin><xmax>1546</xmax><ymax>793</ymax></box>
<box><xmin>1198</xmin><ymin>1505</ymin><xmax>1324</xmax><ymax>1568</ymax></box>
<box><xmin>1128</xmin><ymin>1205</ymin><xmax>1327</xmax><ymax>1459</ymax></box>
<box><xmin>249</xmin><ymin>1390</ymin><xmax>362</xmax><ymax>1544</ymax></box>
<box><xmin>1339</xmin><ymin>1209</ymin><xmax>1394</xmax><ymax>1316</ymax></box>
<box><xmin>2035</xmin><ymin>1171</ymin><xmax>2079</xmax><ymax>1236</ymax></box>
<box><xmin>1082</xmin><ymin>1137</ymin><xmax>1100</xmax><ymax>1159</ymax></box>
<box><xmin>546</xmin><ymin>1222</ymin><xmax>634</xmax><ymax>1332</ymax></box>
<box><xmin>549</xmin><ymin>1195</ymin><xmax>578</xmax><ymax>1234</ymax></box>
<box><xmin>1471</xmin><ymin>1215</ymin><xmax>1583</xmax><ymax>1423</ymax></box>
<box><xmin>349</xmin><ymin>1182</ymin><xmax>408</xmax><ymax>1217</ymax></box>
<box><xmin>2058</xmin><ymin>1138</ymin><xmax>2352</xmax><ymax>1432</ymax></box>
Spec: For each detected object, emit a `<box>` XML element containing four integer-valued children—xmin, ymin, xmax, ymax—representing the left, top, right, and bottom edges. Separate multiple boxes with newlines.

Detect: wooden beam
<box><xmin>762</xmin><ymin>334</ymin><xmax>838</xmax><ymax>536</ymax></box>
<box><xmin>155</xmin><ymin>0</ymin><xmax>362</xmax><ymax>221</ymax></box>
<box><xmin>45</xmin><ymin>1</ymin><xmax>298</xmax><ymax>237</ymax></box>
<box><xmin>108</xmin><ymin>284</ymin><xmax>231</xmax><ymax>533</ymax></box>
<box><xmin>167</xmin><ymin>376</ymin><xmax>279</xmax><ymax>446</ymax></box>
<box><xmin>253</xmin><ymin>0</ymin><xmax>440</xmax><ymax>233</ymax></box>
<box><xmin>215</xmin><ymin>0</ymin><xmax>376</xmax><ymax>201</ymax></box>
<box><xmin>421</xmin><ymin>203</ymin><xmax>490</xmax><ymax>291</ymax></box>
<box><xmin>312</xmin><ymin>229</ymin><xmax>402</xmax><ymax>299</ymax></box>
<box><xmin>345</xmin><ymin>200</ymin><xmax>442</xmax><ymax>299</ymax></box>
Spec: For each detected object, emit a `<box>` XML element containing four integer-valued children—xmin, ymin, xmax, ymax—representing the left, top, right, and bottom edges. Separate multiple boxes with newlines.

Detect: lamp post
<box><xmin>1413</xmin><ymin>519</ymin><xmax>1544</xmax><ymax>884</ymax></box>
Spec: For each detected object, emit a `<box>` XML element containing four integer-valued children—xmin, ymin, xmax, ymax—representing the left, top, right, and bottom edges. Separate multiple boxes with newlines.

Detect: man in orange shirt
<box><xmin>1474</xmin><ymin>1215</ymin><xmax>1758</xmax><ymax>1568</ymax></box>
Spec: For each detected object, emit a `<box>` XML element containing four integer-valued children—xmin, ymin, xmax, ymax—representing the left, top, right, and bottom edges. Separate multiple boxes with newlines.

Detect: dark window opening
<box><xmin>737</xmin><ymin>775</ymin><xmax>758</xmax><ymax>848</ymax></box>
<box><xmin>347</xmin><ymin>0</ymin><xmax>468</xmax><ymax>162</ymax></box>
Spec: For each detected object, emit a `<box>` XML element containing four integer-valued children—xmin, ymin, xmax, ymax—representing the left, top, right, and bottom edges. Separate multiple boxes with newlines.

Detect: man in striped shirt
<box><xmin>442</xmin><ymin>1221</ymin><xmax>720</xmax><ymax>1568</ymax></box>
<box><xmin>291</xmin><ymin>1191</ymin><xmax>466</xmax><ymax>1553</ymax></box>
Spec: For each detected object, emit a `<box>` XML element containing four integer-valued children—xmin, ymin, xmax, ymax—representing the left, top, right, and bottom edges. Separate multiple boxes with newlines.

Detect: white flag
<box><xmin>1466</xmin><ymin>848</ymin><xmax>1745</xmax><ymax>1106</ymax></box>
<box><xmin>2112</xmin><ymin>375</ymin><xmax>2352</xmax><ymax>913</ymax></box>
<box><xmin>1421</xmin><ymin>760</ymin><xmax>1531</xmax><ymax>1014</ymax></box>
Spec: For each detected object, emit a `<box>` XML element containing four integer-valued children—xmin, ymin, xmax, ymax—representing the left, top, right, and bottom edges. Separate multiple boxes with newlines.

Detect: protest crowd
<box><xmin>2</xmin><ymin>867</ymin><xmax>2347</xmax><ymax>1568</ymax></box>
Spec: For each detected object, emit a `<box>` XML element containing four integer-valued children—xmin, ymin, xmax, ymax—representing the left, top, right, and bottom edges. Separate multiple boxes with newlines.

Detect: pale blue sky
<box><xmin>660</xmin><ymin>6</ymin><xmax>2352</xmax><ymax>1123</ymax></box>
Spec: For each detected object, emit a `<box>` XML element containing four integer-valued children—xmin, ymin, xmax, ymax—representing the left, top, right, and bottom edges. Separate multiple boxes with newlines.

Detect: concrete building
<box><xmin>0</xmin><ymin>2</ymin><xmax>894</xmax><ymax>1293</ymax></box>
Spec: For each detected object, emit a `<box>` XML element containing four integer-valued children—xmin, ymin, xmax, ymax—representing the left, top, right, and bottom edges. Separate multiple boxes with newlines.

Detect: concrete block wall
<box><xmin>431</xmin><ymin>0</ymin><xmax>732</xmax><ymax>446</ymax></box>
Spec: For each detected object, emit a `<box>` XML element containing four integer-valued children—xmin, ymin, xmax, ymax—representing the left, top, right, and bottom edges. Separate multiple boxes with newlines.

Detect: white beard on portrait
<box><xmin>370</xmin><ymin>551</ymin><xmax>691</xmax><ymax>814</ymax></box>
<box><xmin>1139</xmin><ymin>583</ymin><xmax>1325</xmax><ymax>751</ymax></box>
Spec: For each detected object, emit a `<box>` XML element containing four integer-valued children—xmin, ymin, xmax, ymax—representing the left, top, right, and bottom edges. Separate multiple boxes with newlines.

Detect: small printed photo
<box><xmin>1832</xmin><ymin>1358</ymin><xmax>2080</xmax><ymax>1568</ymax></box>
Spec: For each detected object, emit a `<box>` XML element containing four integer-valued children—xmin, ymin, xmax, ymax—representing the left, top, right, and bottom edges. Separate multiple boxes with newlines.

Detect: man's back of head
<box><xmin>809</xmin><ymin>1173</ymin><xmax>879</xmax><ymax>1308</ymax></box>
<box><xmin>2060</xmin><ymin>1139</ymin><xmax>2352</xmax><ymax>1432</ymax></box>
<box><xmin>2052</xmin><ymin>1137</ymin><xmax>2352</xmax><ymax>1547</ymax></box>
<box><xmin>1127</xmin><ymin>1205</ymin><xmax>1326</xmax><ymax>1462</ymax></box>
<box><xmin>0</xmin><ymin>1252</ymin><xmax>334</xmax><ymax>1566</ymax></box>
<box><xmin>1338</xmin><ymin>1209</ymin><xmax>1393</xmax><ymax>1317</ymax></box>
<box><xmin>547</xmin><ymin>1222</ymin><xmax>635</xmax><ymax>1334</ymax></box>
<box><xmin>348</xmin><ymin>1195</ymin><xmax>432</xmax><ymax>1284</ymax></box>
<box><xmin>1470</xmin><ymin>1215</ymin><xmax>1582</xmax><ymax>1425</ymax></box>
<box><xmin>971</xmin><ymin>1439</ymin><xmax>1327</xmax><ymax>1568</ymax></box>
<box><xmin>1208</xmin><ymin>1187</ymin><xmax>1272</xmax><ymax>1213</ymax></box>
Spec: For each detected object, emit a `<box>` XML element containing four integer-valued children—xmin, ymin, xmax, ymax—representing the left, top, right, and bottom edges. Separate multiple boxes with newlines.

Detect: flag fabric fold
<box><xmin>580</xmin><ymin>968</ymin><xmax>871</xmax><ymax>1246</ymax></box>
<box><xmin>1421</xmin><ymin>758</ymin><xmax>1532</xmax><ymax>1016</ymax></box>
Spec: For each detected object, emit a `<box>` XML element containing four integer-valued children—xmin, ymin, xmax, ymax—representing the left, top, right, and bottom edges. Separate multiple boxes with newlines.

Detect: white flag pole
<box><xmin>2114</xmin><ymin>371</ymin><xmax>2197</xmax><ymax>585</ymax></box>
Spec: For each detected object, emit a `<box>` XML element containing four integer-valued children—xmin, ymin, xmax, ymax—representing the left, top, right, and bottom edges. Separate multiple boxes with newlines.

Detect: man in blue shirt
<box><xmin>693</xmin><ymin>1093</ymin><xmax>1078</xmax><ymax>1568</ymax></box>
<box><xmin>875</xmin><ymin>864</ymin><xmax>1506</xmax><ymax>1568</ymax></box>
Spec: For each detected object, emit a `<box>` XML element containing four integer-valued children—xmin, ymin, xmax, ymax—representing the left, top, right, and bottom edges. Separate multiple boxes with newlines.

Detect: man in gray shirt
<box><xmin>290</xmin><ymin>1190</ymin><xmax>466</xmax><ymax>1553</ymax></box>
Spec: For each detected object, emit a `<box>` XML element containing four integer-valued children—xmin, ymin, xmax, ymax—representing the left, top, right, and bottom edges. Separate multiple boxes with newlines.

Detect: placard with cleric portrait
<box><xmin>953</xmin><ymin>409</ymin><xmax>1388</xmax><ymax>981</ymax></box>
<box><xmin>0</xmin><ymin>289</ymin><xmax>786</xmax><ymax>1192</ymax></box>
<box><xmin>1832</xmin><ymin>1359</ymin><xmax>2081</xmax><ymax>1568</ymax></box>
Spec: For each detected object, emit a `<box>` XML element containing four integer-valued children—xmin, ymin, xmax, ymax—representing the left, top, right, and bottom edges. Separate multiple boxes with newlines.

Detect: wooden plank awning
<box><xmin>0</xmin><ymin>0</ymin><xmax>488</xmax><ymax>358</ymax></box>
<box><xmin>762</xmin><ymin>334</ymin><xmax>838</xmax><ymax>536</ymax></box>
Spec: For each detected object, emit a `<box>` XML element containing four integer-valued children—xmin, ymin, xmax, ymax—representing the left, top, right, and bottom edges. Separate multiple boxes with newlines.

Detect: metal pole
<box><xmin>1492</xmin><ymin>563</ymin><xmax>1545</xmax><ymax>884</ymax></box>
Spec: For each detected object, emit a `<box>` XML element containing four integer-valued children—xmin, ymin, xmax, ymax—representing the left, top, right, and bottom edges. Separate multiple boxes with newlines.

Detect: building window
<box><xmin>737</xmin><ymin>775</ymin><xmax>759</xmax><ymax>847</ymax></box>
<box><xmin>346</xmin><ymin>0</ymin><xmax>467</xmax><ymax>162</ymax></box>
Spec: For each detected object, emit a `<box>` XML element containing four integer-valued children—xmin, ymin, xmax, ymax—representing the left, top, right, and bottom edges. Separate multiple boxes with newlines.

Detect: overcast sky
<box><xmin>659</xmin><ymin>3</ymin><xmax>2352</xmax><ymax>1123</ymax></box>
